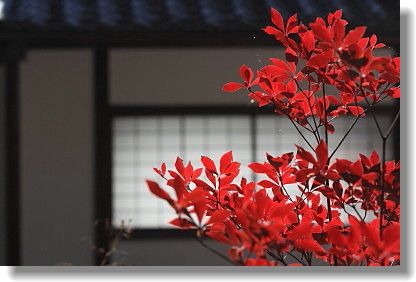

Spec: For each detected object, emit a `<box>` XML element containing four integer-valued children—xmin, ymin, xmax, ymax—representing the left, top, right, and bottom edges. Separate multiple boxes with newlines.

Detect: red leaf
<box><xmin>362</xmin><ymin>172</ymin><xmax>378</xmax><ymax>183</ymax></box>
<box><xmin>281</xmin><ymin>173</ymin><xmax>296</xmax><ymax>184</ymax></box>
<box><xmin>207</xmin><ymin>210</ymin><xmax>231</xmax><ymax>225</ymax></box>
<box><xmin>327</xmin><ymin>95</ymin><xmax>340</xmax><ymax>106</ymax></box>
<box><xmin>175</xmin><ymin>157</ymin><xmax>185</xmax><ymax>177</ymax></box>
<box><xmin>193</xmin><ymin>179</ymin><xmax>215</xmax><ymax>192</ymax></box>
<box><xmin>220</xmin><ymin>151</ymin><xmax>233</xmax><ymax>173</ymax></box>
<box><xmin>167</xmin><ymin>175</ymin><xmax>186</xmax><ymax>200</ymax></box>
<box><xmin>248</xmin><ymin>91</ymin><xmax>271</xmax><ymax>107</ymax></box>
<box><xmin>193</xmin><ymin>200</ymin><xmax>207</xmax><ymax>222</ymax></box>
<box><xmin>287</xmin><ymin>219</ymin><xmax>313</xmax><ymax>240</ymax></box>
<box><xmin>192</xmin><ymin>167</ymin><xmax>203</xmax><ymax>180</ymax></box>
<box><xmin>201</xmin><ymin>156</ymin><xmax>217</xmax><ymax>173</ymax></box>
<box><xmin>222</xmin><ymin>82</ymin><xmax>243</xmax><ymax>92</ymax></box>
<box><xmin>316</xmin><ymin>140</ymin><xmax>328</xmax><ymax>168</ymax></box>
<box><xmin>285</xmin><ymin>47</ymin><xmax>298</xmax><ymax>63</ymax></box>
<box><xmin>301</xmin><ymin>30</ymin><xmax>315</xmax><ymax>53</ymax></box>
<box><xmin>343</xmin><ymin>26</ymin><xmax>367</xmax><ymax>46</ymax></box>
<box><xmin>161</xmin><ymin>163</ymin><xmax>166</xmax><ymax>175</ymax></box>
<box><xmin>333</xmin><ymin>19</ymin><xmax>346</xmax><ymax>43</ymax></box>
<box><xmin>386</xmin><ymin>87</ymin><xmax>400</xmax><ymax>98</ymax></box>
<box><xmin>263</xmin><ymin>25</ymin><xmax>279</xmax><ymax>35</ymax></box>
<box><xmin>393</xmin><ymin>57</ymin><xmax>400</xmax><ymax>69</ymax></box>
<box><xmin>307</xmin><ymin>50</ymin><xmax>333</xmax><ymax>69</ymax></box>
<box><xmin>340</xmin><ymin>92</ymin><xmax>354</xmax><ymax>105</ymax></box>
<box><xmin>260</xmin><ymin>65</ymin><xmax>291</xmax><ymax>82</ymax></box>
<box><xmin>370</xmin><ymin>151</ymin><xmax>380</xmax><ymax>165</ymax></box>
<box><xmin>185</xmin><ymin>187</ymin><xmax>206</xmax><ymax>203</ymax></box>
<box><xmin>295</xmin><ymin>238</ymin><xmax>327</xmax><ymax>255</ymax></box>
<box><xmin>239</xmin><ymin>64</ymin><xmax>253</xmax><ymax>85</ymax></box>
<box><xmin>333</xmin><ymin>9</ymin><xmax>343</xmax><ymax>20</ymax></box>
<box><xmin>169</xmin><ymin>218</ymin><xmax>195</xmax><ymax>229</ymax></box>
<box><xmin>270</xmin><ymin>8</ymin><xmax>284</xmax><ymax>31</ymax></box>
<box><xmin>248</xmin><ymin>162</ymin><xmax>269</xmax><ymax>173</ymax></box>
<box><xmin>383</xmin><ymin>222</ymin><xmax>400</xmax><ymax>246</ymax></box>
<box><xmin>269</xmin><ymin>58</ymin><xmax>294</xmax><ymax>73</ymax></box>
<box><xmin>347</xmin><ymin>106</ymin><xmax>364</xmax><ymax>116</ymax></box>
<box><xmin>309</xmin><ymin>22</ymin><xmax>332</xmax><ymax>42</ymax></box>
<box><xmin>257</xmin><ymin>180</ymin><xmax>278</xmax><ymax>188</ymax></box>
<box><xmin>147</xmin><ymin>180</ymin><xmax>172</xmax><ymax>202</ymax></box>
<box><xmin>296</xmin><ymin>146</ymin><xmax>316</xmax><ymax>164</ymax></box>
<box><xmin>370</xmin><ymin>34</ymin><xmax>377</xmax><ymax>46</ymax></box>
<box><xmin>286</xmin><ymin>14</ymin><xmax>299</xmax><ymax>34</ymax></box>
<box><xmin>349</xmin><ymin>160</ymin><xmax>363</xmax><ymax>177</ymax></box>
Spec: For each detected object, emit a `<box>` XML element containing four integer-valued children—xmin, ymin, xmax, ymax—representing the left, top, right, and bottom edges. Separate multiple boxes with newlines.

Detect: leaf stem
<box><xmin>379</xmin><ymin>138</ymin><xmax>386</xmax><ymax>240</ymax></box>
<box><xmin>322</xmin><ymin>82</ymin><xmax>332</xmax><ymax>220</ymax></box>
<box><xmin>294</xmin><ymin>78</ymin><xmax>320</xmax><ymax>143</ymax></box>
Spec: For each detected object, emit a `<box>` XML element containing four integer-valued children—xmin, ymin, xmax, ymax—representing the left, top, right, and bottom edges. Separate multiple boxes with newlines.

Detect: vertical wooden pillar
<box><xmin>94</xmin><ymin>45</ymin><xmax>112</xmax><ymax>265</ymax></box>
<box><xmin>6</xmin><ymin>61</ymin><xmax>20</xmax><ymax>266</ymax></box>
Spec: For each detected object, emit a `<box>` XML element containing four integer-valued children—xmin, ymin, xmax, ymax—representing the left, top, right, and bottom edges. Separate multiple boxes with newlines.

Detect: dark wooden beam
<box><xmin>5</xmin><ymin>61</ymin><xmax>20</xmax><ymax>265</ymax></box>
<box><xmin>0</xmin><ymin>24</ymin><xmax>400</xmax><ymax>49</ymax></box>
<box><xmin>93</xmin><ymin>45</ymin><xmax>112</xmax><ymax>265</ymax></box>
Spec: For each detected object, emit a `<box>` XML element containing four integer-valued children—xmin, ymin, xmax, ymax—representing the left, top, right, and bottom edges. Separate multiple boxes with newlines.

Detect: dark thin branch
<box><xmin>329</xmin><ymin>115</ymin><xmax>361</xmax><ymax>160</ymax></box>
<box><xmin>266</xmin><ymin>250</ymin><xmax>287</xmax><ymax>265</ymax></box>
<box><xmin>308</xmin><ymin>72</ymin><xmax>321</xmax><ymax>141</ymax></box>
<box><xmin>322</xmin><ymin>83</ymin><xmax>332</xmax><ymax>220</ymax></box>
<box><xmin>363</xmin><ymin>95</ymin><xmax>384</xmax><ymax>138</ymax></box>
<box><xmin>286</xmin><ymin>251</ymin><xmax>307</xmax><ymax>266</ymax></box>
<box><xmin>278</xmin><ymin>254</ymin><xmax>288</xmax><ymax>266</ymax></box>
<box><xmin>288</xmin><ymin>116</ymin><xmax>316</xmax><ymax>151</ymax></box>
<box><xmin>379</xmin><ymin>138</ymin><xmax>386</xmax><ymax>240</ymax></box>
<box><xmin>385</xmin><ymin>111</ymin><xmax>400</xmax><ymax>140</ymax></box>
<box><xmin>247</xmin><ymin>87</ymin><xmax>316</xmax><ymax>151</ymax></box>
<box><xmin>360</xmin><ymin>87</ymin><xmax>399</xmax><ymax>240</ymax></box>
<box><xmin>328</xmin><ymin>94</ymin><xmax>390</xmax><ymax>161</ymax></box>
<box><xmin>351</xmin><ymin>205</ymin><xmax>365</xmax><ymax>221</ymax></box>
<box><xmin>198</xmin><ymin>238</ymin><xmax>238</xmax><ymax>265</ymax></box>
<box><xmin>322</xmin><ymin>83</ymin><xmax>329</xmax><ymax>146</ymax></box>
<box><xmin>294</xmin><ymin>79</ymin><xmax>320</xmax><ymax>144</ymax></box>
<box><xmin>378</xmin><ymin>110</ymin><xmax>399</xmax><ymax>240</ymax></box>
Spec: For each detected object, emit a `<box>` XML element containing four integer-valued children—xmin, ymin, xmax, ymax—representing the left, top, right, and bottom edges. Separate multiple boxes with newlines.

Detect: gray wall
<box><xmin>113</xmin><ymin>239</ymin><xmax>231</xmax><ymax>266</ymax></box>
<box><xmin>110</xmin><ymin>47</ymin><xmax>279</xmax><ymax>105</ymax></box>
<box><xmin>20</xmin><ymin>50</ymin><xmax>93</xmax><ymax>265</ymax></box>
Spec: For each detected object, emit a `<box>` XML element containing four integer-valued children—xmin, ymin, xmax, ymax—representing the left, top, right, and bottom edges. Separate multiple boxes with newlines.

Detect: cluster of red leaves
<box><xmin>223</xmin><ymin>9</ymin><xmax>399</xmax><ymax>132</ymax></box>
<box><xmin>147</xmin><ymin>9</ymin><xmax>400</xmax><ymax>266</ymax></box>
<box><xmin>148</xmin><ymin>143</ymin><xmax>399</xmax><ymax>266</ymax></box>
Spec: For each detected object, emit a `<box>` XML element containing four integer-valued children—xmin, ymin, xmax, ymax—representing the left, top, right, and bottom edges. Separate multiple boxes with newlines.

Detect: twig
<box><xmin>288</xmin><ymin>117</ymin><xmax>316</xmax><ymax>151</ymax></box>
<box><xmin>198</xmin><ymin>238</ymin><xmax>239</xmax><ymax>265</ymax></box>
<box><xmin>322</xmin><ymin>83</ymin><xmax>332</xmax><ymax>220</ymax></box>
<box><xmin>286</xmin><ymin>250</ymin><xmax>307</xmax><ymax>266</ymax></box>
<box><xmin>328</xmin><ymin>94</ymin><xmax>390</xmax><ymax>160</ymax></box>
<box><xmin>247</xmin><ymin>87</ymin><xmax>316</xmax><ymax>151</ymax></box>
<box><xmin>294</xmin><ymin>79</ymin><xmax>320</xmax><ymax>143</ymax></box>
<box><xmin>385</xmin><ymin>111</ymin><xmax>400</xmax><ymax>140</ymax></box>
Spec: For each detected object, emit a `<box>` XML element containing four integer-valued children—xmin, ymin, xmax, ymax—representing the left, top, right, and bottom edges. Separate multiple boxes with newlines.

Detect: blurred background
<box><xmin>0</xmin><ymin>0</ymin><xmax>399</xmax><ymax>265</ymax></box>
